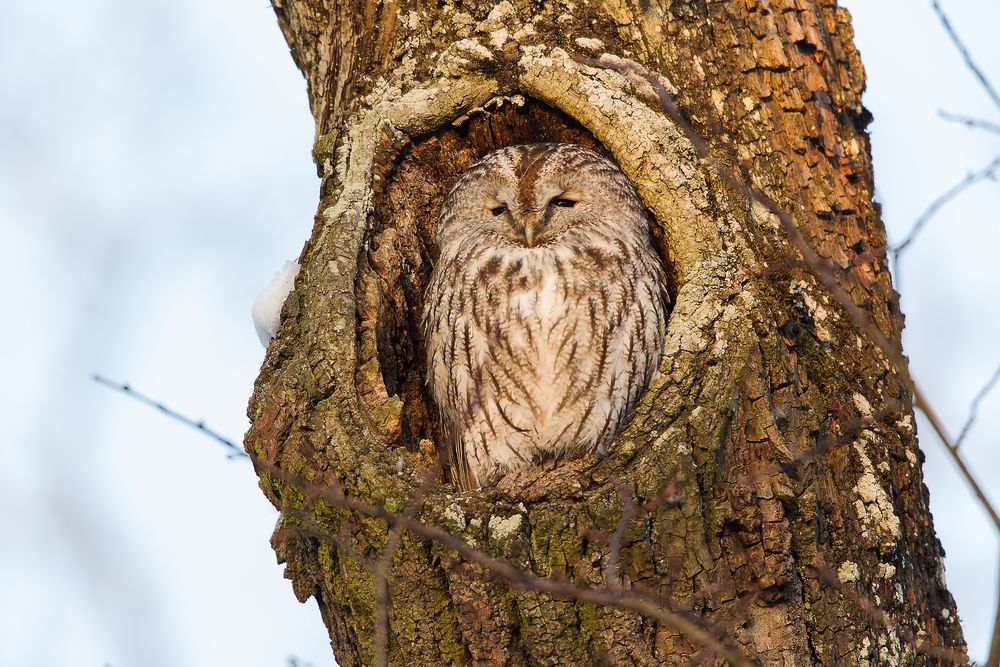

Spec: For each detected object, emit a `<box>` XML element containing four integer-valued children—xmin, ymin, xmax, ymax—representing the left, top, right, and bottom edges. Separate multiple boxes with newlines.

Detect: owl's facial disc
<box><xmin>483</xmin><ymin>181</ymin><xmax>585</xmax><ymax>248</ymax></box>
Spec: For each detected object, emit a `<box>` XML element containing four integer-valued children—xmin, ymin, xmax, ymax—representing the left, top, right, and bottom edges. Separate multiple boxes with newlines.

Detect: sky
<box><xmin>0</xmin><ymin>1</ymin><xmax>997</xmax><ymax>665</ymax></box>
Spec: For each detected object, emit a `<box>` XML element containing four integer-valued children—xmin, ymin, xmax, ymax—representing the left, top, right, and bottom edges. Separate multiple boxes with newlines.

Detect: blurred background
<box><xmin>0</xmin><ymin>1</ymin><xmax>996</xmax><ymax>665</ymax></box>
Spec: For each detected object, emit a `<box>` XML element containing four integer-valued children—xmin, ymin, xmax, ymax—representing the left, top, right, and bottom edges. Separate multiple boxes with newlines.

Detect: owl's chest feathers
<box><xmin>465</xmin><ymin>244</ymin><xmax>621</xmax><ymax>426</ymax></box>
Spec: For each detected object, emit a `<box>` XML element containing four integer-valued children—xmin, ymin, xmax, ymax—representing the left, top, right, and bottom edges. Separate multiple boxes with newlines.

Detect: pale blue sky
<box><xmin>0</xmin><ymin>1</ymin><xmax>997</xmax><ymax>664</ymax></box>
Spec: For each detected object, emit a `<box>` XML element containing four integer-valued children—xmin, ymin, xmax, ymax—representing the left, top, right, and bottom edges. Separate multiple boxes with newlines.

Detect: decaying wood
<box><xmin>247</xmin><ymin>0</ymin><xmax>968</xmax><ymax>664</ymax></box>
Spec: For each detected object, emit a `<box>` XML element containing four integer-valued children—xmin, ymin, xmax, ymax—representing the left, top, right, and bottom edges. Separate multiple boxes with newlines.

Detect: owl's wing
<box><xmin>422</xmin><ymin>260</ymin><xmax>479</xmax><ymax>491</ymax></box>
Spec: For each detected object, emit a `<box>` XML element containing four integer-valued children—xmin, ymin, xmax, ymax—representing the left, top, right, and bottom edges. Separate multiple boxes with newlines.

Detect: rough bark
<box><xmin>247</xmin><ymin>0</ymin><xmax>969</xmax><ymax>664</ymax></box>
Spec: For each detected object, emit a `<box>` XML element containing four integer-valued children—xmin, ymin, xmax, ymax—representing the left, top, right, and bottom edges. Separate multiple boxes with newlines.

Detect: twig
<box><xmin>373</xmin><ymin>478</ymin><xmax>431</xmax><ymax>667</ymax></box>
<box><xmin>955</xmin><ymin>362</ymin><xmax>1000</xmax><ymax>447</ymax></box>
<box><xmin>931</xmin><ymin>0</ymin><xmax>1000</xmax><ymax>114</ymax></box>
<box><xmin>574</xmin><ymin>53</ymin><xmax>1000</xmax><ymax>539</ymax></box>
<box><xmin>912</xmin><ymin>384</ymin><xmax>1000</xmax><ymax>532</ymax></box>
<box><xmin>261</xmin><ymin>461</ymin><xmax>757</xmax><ymax>667</ymax></box>
<box><xmin>605</xmin><ymin>480</ymin><xmax>635</xmax><ymax>593</ymax></box>
<box><xmin>891</xmin><ymin>156</ymin><xmax>1000</xmax><ymax>269</ymax></box>
<box><xmin>91</xmin><ymin>374</ymin><xmax>248</xmax><ymax>459</ymax></box>
<box><xmin>574</xmin><ymin>54</ymin><xmax>914</xmax><ymax>382</ymax></box>
<box><xmin>744</xmin><ymin>398</ymin><xmax>907</xmax><ymax>487</ymax></box>
<box><xmin>988</xmin><ymin>558</ymin><xmax>1000</xmax><ymax>667</ymax></box>
<box><xmin>92</xmin><ymin>369</ymin><xmax>747</xmax><ymax>662</ymax></box>
<box><xmin>939</xmin><ymin>110</ymin><xmax>1000</xmax><ymax>136</ymax></box>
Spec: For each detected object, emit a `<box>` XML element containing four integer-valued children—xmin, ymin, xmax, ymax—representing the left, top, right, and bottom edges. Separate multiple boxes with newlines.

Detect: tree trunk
<box><xmin>247</xmin><ymin>0</ymin><xmax>968</xmax><ymax>664</ymax></box>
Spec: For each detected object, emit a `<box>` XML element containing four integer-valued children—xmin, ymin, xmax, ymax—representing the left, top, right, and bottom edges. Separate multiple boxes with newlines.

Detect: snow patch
<box><xmin>252</xmin><ymin>260</ymin><xmax>300</xmax><ymax>347</ymax></box>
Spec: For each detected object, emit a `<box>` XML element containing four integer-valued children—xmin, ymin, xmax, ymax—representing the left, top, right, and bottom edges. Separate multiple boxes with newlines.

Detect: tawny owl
<box><xmin>422</xmin><ymin>143</ymin><xmax>669</xmax><ymax>490</ymax></box>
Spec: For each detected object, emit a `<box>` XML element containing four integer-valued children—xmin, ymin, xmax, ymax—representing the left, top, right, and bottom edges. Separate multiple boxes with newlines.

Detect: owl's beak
<box><xmin>523</xmin><ymin>221</ymin><xmax>542</xmax><ymax>247</ymax></box>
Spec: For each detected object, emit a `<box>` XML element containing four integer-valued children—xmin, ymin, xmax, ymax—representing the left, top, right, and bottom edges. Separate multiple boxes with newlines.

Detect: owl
<box><xmin>422</xmin><ymin>143</ymin><xmax>670</xmax><ymax>490</ymax></box>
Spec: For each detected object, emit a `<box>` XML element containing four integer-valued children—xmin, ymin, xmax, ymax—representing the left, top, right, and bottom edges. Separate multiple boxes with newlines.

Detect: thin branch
<box><xmin>891</xmin><ymin>156</ymin><xmax>1000</xmax><ymax>266</ymax></box>
<box><xmin>261</xmin><ymin>461</ymin><xmax>756</xmax><ymax>667</ymax></box>
<box><xmin>373</xmin><ymin>479</ymin><xmax>430</xmax><ymax>667</ymax></box>
<box><xmin>605</xmin><ymin>480</ymin><xmax>635</xmax><ymax>593</ymax></box>
<box><xmin>988</xmin><ymin>558</ymin><xmax>1000</xmax><ymax>667</ymax></box>
<box><xmin>931</xmin><ymin>0</ymin><xmax>1000</xmax><ymax>114</ymax></box>
<box><xmin>574</xmin><ymin>54</ymin><xmax>913</xmax><ymax>384</ymax></box>
<box><xmin>744</xmin><ymin>398</ymin><xmax>908</xmax><ymax>487</ymax></box>
<box><xmin>955</xmin><ymin>362</ymin><xmax>1000</xmax><ymax>447</ymax></box>
<box><xmin>939</xmin><ymin>110</ymin><xmax>1000</xmax><ymax>136</ymax></box>
<box><xmin>91</xmin><ymin>374</ymin><xmax>248</xmax><ymax>459</ymax></box>
<box><xmin>912</xmin><ymin>383</ymin><xmax>1000</xmax><ymax>532</ymax></box>
<box><xmin>92</xmin><ymin>370</ymin><xmax>747</xmax><ymax>662</ymax></box>
<box><xmin>574</xmin><ymin>53</ymin><xmax>1000</xmax><ymax>539</ymax></box>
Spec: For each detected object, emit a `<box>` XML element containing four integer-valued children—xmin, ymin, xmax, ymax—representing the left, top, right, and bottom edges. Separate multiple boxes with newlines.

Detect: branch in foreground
<box><xmin>604</xmin><ymin>480</ymin><xmax>635</xmax><ymax>594</ymax></box>
<box><xmin>891</xmin><ymin>155</ymin><xmax>1000</xmax><ymax>270</ymax></box>
<box><xmin>955</xmin><ymin>362</ymin><xmax>1000</xmax><ymax>447</ymax></box>
<box><xmin>260</xmin><ymin>461</ymin><xmax>756</xmax><ymax>667</ymax></box>
<box><xmin>912</xmin><ymin>382</ymin><xmax>1000</xmax><ymax>532</ymax></box>
<box><xmin>931</xmin><ymin>0</ymin><xmax>1000</xmax><ymax>114</ymax></box>
<box><xmin>574</xmin><ymin>54</ymin><xmax>912</xmax><ymax>386</ymax></box>
<box><xmin>939</xmin><ymin>110</ymin><xmax>1000</xmax><ymax>136</ymax></box>
<box><xmin>91</xmin><ymin>373</ymin><xmax>247</xmax><ymax>459</ymax></box>
<box><xmin>373</xmin><ymin>479</ymin><xmax>431</xmax><ymax>667</ymax></box>
<box><xmin>988</xmin><ymin>559</ymin><xmax>1000</xmax><ymax>667</ymax></box>
<box><xmin>106</xmin><ymin>358</ymin><xmax>970</xmax><ymax>662</ymax></box>
<box><xmin>573</xmin><ymin>53</ymin><xmax>1000</xmax><ymax>538</ymax></box>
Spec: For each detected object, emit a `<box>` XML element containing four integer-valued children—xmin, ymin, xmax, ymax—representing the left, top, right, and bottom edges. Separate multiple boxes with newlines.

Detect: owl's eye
<box><xmin>490</xmin><ymin>204</ymin><xmax>508</xmax><ymax>216</ymax></box>
<box><xmin>550</xmin><ymin>197</ymin><xmax>577</xmax><ymax>208</ymax></box>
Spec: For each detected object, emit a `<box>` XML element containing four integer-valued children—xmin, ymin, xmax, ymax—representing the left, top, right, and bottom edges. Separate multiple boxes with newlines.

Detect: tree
<box><xmin>245</xmin><ymin>0</ymin><xmax>969</xmax><ymax>664</ymax></box>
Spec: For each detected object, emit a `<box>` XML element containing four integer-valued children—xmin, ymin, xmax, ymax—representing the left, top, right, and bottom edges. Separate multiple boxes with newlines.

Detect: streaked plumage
<box><xmin>422</xmin><ymin>144</ymin><xmax>669</xmax><ymax>489</ymax></box>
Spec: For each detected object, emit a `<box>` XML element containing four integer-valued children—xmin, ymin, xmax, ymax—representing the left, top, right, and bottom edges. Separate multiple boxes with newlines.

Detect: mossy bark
<box><xmin>247</xmin><ymin>0</ymin><xmax>968</xmax><ymax>664</ymax></box>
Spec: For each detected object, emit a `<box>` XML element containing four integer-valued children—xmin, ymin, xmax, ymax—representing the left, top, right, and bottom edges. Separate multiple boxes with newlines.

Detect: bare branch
<box><xmin>744</xmin><ymin>398</ymin><xmax>907</xmax><ymax>487</ymax></box>
<box><xmin>605</xmin><ymin>480</ymin><xmax>635</xmax><ymax>593</ymax></box>
<box><xmin>931</xmin><ymin>0</ymin><xmax>1000</xmax><ymax>114</ymax></box>
<box><xmin>988</xmin><ymin>558</ymin><xmax>1000</xmax><ymax>667</ymax></box>
<box><xmin>574</xmin><ymin>53</ymin><xmax>1000</xmax><ymax>540</ymax></box>
<box><xmin>89</xmin><ymin>371</ymin><xmax>743</xmax><ymax>664</ymax></box>
<box><xmin>260</xmin><ymin>461</ymin><xmax>757</xmax><ymax>667</ymax></box>
<box><xmin>939</xmin><ymin>110</ymin><xmax>1000</xmax><ymax>136</ymax></box>
<box><xmin>574</xmin><ymin>55</ymin><xmax>913</xmax><ymax>385</ymax></box>
<box><xmin>373</xmin><ymin>478</ymin><xmax>431</xmax><ymax>667</ymax></box>
<box><xmin>955</xmin><ymin>362</ymin><xmax>1000</xmax><ymax>447</ymax></box>
<box><xmin>913</xmin><ymin>384</ymin><xmax>1000</xmax><ymax>532</ymax></box>
<box><xmin>91</xmin><ymin>373</ymin><xmax>247</xmax><ymax>459</ymax></box>
<box><xmin>891</xmin><ymin>156</ymin><xmax>1000</xmax><ymax>268</ymax></box>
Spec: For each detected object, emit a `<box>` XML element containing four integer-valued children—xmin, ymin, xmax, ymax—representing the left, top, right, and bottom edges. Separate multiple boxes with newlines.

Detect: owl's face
<box><xmin>436</xmin><ymin>143</ymin><xmax>648</xmax><ymax>252</ymax></box>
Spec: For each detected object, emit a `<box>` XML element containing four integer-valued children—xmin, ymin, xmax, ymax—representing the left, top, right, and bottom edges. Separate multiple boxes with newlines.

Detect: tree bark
<box><xmin>247</xmin><ymin>0</ymin><xmax>969</xmax><ymax>664</ymax></box>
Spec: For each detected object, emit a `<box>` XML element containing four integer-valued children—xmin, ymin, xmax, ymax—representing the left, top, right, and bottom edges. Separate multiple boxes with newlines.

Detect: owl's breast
<box><xmin>495</xmin><ymin>247</ymin><xmax>604</xmax><ymax>435</ymax></box>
